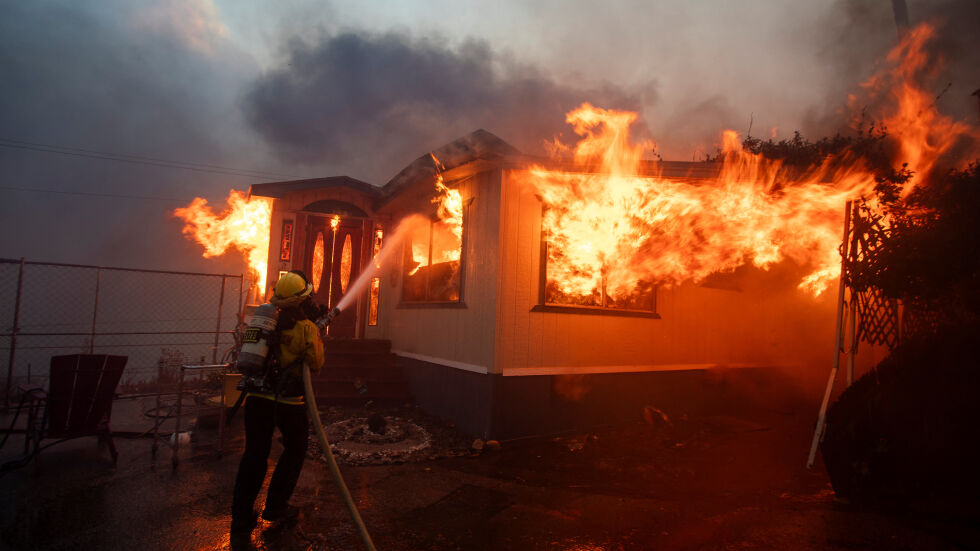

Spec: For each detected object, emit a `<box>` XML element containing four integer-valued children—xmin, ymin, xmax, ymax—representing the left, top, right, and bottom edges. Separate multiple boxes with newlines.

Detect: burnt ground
<box><xmin>1</xmin><ymin>396</ymin><xmax>977</xmax><ymax>551</ymax></box>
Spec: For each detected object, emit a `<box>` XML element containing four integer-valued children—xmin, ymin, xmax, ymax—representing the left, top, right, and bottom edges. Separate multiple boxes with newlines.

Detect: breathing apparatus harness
<box><xmin>227</xmin><ymin>298</ymin><xmax>340</xmax><ymax>419</ymax></box>
<box><xmin>235</xmin><ymin>302</ymin><xmax>283</xmax><ymax>396</ymax></box>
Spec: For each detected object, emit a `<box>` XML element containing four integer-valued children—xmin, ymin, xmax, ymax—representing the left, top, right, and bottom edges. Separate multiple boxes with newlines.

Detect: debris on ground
<box><xmin>306</xmin><ymin>403</ymin><xmax>470</xmax><ymax>465</ymax></box>
<box><xmin>643</xmin><ymin>405</ymin><xmax>671</xmax><ymax>428</ymax></box>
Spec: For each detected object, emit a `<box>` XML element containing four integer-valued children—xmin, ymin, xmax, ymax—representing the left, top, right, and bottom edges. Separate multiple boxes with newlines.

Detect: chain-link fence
<box><xmin>0</xmin><ymin>258</ymin><xmax>245</xmax><ymax>402</ymax></box>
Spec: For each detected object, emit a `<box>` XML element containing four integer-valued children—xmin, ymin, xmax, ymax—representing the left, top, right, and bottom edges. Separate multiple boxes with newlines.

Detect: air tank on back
<box><xmin>236</xmin><ymin>302</ymin><xmax>279</xmax><ymax>389</ymax></box>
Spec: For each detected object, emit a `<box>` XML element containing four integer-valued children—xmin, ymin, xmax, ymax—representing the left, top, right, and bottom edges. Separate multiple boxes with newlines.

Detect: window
<box><xmin>368</xmin><ymin>278</ymin><xmax>381</xmax><ymax>325</ymax></box>
<box><xmin>402</xmin><ymin>215</ymin><xmax>463</xmax><ymax>303</ymax></box>
<box><xmin>310</xmin><ymin>232</ymin><xmax>325</xmax><ymax>292</ymax></box>
<box><xmin>368</xmin><ymin>227</ymin><xmax>383</xmax><ymax>325</ymax></box>
<box><xmin>537</xmin><ymin>206</ymin><xmax>658</xmax><ymax>317</ymax></box>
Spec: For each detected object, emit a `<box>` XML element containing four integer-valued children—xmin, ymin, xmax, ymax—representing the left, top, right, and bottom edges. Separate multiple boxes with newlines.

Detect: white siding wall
<box><xmin>370</xmin><ymin>170</ymin><xmax>502</xmax><ymax>372</ymax></box>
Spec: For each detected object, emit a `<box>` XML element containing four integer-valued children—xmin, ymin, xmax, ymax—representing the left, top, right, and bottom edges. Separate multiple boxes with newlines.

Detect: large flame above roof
<box><xmin>524</xmin><ymin>23</ymin><xmax>975</xmax><ymax>301</ymax></box>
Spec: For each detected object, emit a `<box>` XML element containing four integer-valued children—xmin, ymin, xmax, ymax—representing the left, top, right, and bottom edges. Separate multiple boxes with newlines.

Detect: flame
<box><xmin>526</xmin><ymin>22</ymin><xmax>975</xmax><ymax>300</ymax></box>
<box><xmin>373</xmin><ymin>227</ymin><xmax>384</xmax><ymax>268</ymax></box>
<box><xmin>856</xmin><ymin>23</ymin><xmax>975</xmax><ymax>195</ymax></box>
<box><xmin>528</xmin><ymin>109</ymin><xmax>863</xmax><ymax>299</ymax></box>
<box><xmin>408</xmin><ymin>156</ymin><xmax>464</xmax><ymax>275</ymax></box>
<box><xmin>174</xmin><ymin>189</ymin><xmax>272</xmax><ymax>290</ymax></box>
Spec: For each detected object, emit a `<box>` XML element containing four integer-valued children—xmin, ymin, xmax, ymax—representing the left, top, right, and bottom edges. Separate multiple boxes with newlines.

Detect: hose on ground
<box><xmin>303</xmin><ymin>364</ymin><xmax>377</xmax><ymax>551</ymax></box>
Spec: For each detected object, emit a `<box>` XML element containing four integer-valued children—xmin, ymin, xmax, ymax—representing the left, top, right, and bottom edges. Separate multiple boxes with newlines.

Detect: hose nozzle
<box><xmin>316</xmin><ymin>307</ymin><xmax>342</xmax><ymax>330</ymax></box>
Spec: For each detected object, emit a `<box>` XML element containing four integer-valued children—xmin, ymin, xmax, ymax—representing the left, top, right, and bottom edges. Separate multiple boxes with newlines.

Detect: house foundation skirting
<box><xmin>396</xmin><ymin>355</ymin><xmax>803</xmax><ymax>441</ymax></box>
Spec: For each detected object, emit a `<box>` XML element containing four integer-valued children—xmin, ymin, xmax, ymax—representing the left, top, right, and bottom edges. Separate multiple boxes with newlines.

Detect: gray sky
<box><xmin>1</xmin><ymin>0</ymin><xmax>976</xmax><ymax>273</ymax></box>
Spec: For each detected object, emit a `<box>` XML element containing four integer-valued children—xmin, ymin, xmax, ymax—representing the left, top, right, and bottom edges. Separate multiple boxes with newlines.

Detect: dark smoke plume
<box><xmin>0</xmin><ymin>1</ymin><xmax>261</xmax><ymax>271</ymax></box>
<box><xmin>245</xmin><ymin>31</ymin><xmax>649</xmax><ymax>183</ymax></box>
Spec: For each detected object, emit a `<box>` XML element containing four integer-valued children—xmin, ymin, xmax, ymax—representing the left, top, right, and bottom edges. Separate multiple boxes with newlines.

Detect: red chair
<box><xmin>21</xmin><ymin>354</ymin><xmax>127</xmax><ymax>473</ymax></box>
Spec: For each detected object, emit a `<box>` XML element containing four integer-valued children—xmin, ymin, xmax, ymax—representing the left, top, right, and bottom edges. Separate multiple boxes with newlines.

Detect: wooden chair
<box><xmin>21</xmin><ymin>354</ymin><xmax>127</xmax><ymax>473</ymax></box>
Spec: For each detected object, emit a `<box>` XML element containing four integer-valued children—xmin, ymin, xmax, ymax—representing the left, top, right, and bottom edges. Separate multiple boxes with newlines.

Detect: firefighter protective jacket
<box><xmin>248</xmin><ymin>319</ymin><xmax>324</xmax><ymax>405</ymax></box>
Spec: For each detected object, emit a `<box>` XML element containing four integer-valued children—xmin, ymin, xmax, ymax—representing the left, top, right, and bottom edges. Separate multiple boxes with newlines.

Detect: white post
<box><xmin>846</xmin><ymin>287</ymin><xmax>857</xmax><ymax>386</ymax></box>
<box><xmin>807</xmin><ymin>200</ymin><xmax>852</xmax><ymax>469</ymax></box>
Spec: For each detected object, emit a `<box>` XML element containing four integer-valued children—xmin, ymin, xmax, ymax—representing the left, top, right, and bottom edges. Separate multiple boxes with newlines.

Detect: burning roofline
<box><xmin>248</xmin><ymin>128</ymin><xmax>727</xmax><ymax>211</ymax></box>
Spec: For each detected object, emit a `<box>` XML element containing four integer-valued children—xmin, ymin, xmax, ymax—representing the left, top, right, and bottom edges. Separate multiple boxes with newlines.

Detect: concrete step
<box><xmin>316</xmin><ymin>367</ymin><xmax>404</xmax><ymax>382</ymax></box>
<box><xmin>323</xmin><ymin>353</ymin><xmax>397</xmax><ymax>370</ymax></box>
<box><xmin>312</xmin><ymin>340</ymin><xmax>410</xmax><ymax>404</ymax></box>
<box><xmin>323</xmin><ymin>338</ymin><xmax>391</xmax><ymax>355</ymax></box>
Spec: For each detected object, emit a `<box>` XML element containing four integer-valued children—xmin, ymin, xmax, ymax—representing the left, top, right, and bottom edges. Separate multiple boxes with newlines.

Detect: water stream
<box><xmin>335</xmin><ymin>214</ymin><xmax>427</xmax><ymax>313</ymax></box>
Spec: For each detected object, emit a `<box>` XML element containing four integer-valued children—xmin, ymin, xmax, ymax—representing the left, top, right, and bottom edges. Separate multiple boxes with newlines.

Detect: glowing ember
<box><xmin>527</xmin><ymin>22</ymin><xmax>974</xmax><ymax>300</ymax></box>
<box><xmin>174</xmin><ymin>189</ymin><xmax>272</xmax><ymax>290</ymax></box>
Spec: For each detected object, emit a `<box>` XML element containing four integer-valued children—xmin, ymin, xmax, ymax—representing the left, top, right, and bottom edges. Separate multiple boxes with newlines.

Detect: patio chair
<box><xmin>21</xmin><ymin>354</ymin><xmax>127</xmax><ymax>473</ymax></box>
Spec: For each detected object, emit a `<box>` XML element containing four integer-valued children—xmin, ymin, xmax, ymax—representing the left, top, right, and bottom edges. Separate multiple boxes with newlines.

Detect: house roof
<box><xmin>247</xmin><ymin>130</ymin><xmax>521</xmax><ymax>206</ymax></box>
<box><xmin>378</xmin><ymin>129</ymin><xmax>522</xmax><ymax>203</ymax></box>
<box><xmin>248</xmin><ymin>130</ymin><xmax>724</xmax><ymax>207</ymax></box>
<box><xmin>248</xmin><ymin>175</ymin><xmax>379</xmax><ymax>199</ymax></box>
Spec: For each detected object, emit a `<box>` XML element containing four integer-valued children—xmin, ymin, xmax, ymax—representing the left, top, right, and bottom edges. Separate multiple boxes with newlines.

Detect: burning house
<box><xmin>173</xmin><ymin>24</ymin><xmax>976</xmax><ymax>439</ymax></box>
<box><xmin>246</xmin><ymin>117</ymin><xmax>840</xmax><ymax>439</ymax></box>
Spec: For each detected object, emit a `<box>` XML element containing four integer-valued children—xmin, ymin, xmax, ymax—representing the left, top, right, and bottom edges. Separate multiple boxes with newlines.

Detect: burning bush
<box><xmin>851</xmin><ymin>163</ymin><xmax>980</xmax><ymax>324</ymax></box>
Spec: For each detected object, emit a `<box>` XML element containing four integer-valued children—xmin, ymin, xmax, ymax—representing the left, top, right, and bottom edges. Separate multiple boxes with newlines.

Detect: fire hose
<box><xmin>304</xmin><ymin>308</ymin><xmax>377</xmax><ymax>551</ymax></box>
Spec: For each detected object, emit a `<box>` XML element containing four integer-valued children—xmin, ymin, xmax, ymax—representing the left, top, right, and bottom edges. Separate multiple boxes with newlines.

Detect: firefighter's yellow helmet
<box><xmin>271</xmin><ymin>271</ymin><xmax>312</xmax><ymax>307</ymax></box>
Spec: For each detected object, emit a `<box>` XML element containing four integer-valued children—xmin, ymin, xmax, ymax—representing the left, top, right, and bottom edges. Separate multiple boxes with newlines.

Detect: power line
<box><xmin>0</xmin><ymin>137</ymin><xmax>309</xmax><ymax>180</ymax></box>
<box><xmin>0</xmin><ymin>185</ymin><xmax>193</xmax><ymax>203</ymax></box>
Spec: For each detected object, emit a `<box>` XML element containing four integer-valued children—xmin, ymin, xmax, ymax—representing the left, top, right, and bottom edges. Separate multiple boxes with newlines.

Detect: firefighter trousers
<box><xmin>231</xmin><ymin>396</ymin><xmax>309</xmax><ymax>523</ymax></box>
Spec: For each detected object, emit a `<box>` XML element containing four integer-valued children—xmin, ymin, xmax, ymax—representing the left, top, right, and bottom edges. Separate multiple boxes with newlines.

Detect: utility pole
<box><xmin>891</xmin><ymin>0</ymin><xmax>909</xmax><ymax>38</ymax></box>
<box><xmin>972</xmin><ymin>89</ymin><xmax>980</xmax><ymax>124</ymax></box>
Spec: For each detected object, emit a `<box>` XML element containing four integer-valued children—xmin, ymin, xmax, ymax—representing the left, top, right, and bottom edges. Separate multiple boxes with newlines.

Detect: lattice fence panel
<box><xmin>844</xmin><ymin>204</ymin><xmax>904</xmax><ymax>350</ymax></box>
<box><xmin>854</xmin><ymin>287</ymin><xmax>899</xmax><ymax>349</ymax></box>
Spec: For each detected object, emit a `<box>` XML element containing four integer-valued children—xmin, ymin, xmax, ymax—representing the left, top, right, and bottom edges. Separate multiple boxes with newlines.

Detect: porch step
<box><xmin>324</xmin><ymin>338</ymin><xmax>391</xmax><ymax>355</ymax></box>
<box><xmin>313</xmin><ymin>339</ymin><xmax>410</xmax><ymax>404</ymax></box>
<box><xmin>323</xmin><ymin>352</ymin><xmax>396</xmax><ymax>370</ymax></box>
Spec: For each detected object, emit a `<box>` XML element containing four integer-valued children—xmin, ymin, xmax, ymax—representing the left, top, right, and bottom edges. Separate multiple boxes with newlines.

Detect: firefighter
<box><xmin>230</xmin><ymin>270</ymin><xmax>325</xmax><ymax>541</ymax></box>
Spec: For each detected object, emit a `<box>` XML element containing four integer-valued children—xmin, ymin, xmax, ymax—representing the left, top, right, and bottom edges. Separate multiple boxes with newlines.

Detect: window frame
<box><xmin>533</xmin><ymin>203</ymin><xmax>660</xmax><ymax>319</ymax></box>
<box><xmin>397</xmin><ymin>203</ymin><xmax>468</xmax><ymax>309</ymax></box>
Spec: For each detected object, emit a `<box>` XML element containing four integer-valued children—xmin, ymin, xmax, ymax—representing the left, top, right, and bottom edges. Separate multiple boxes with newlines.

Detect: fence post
<box><xmin>238</xmin><ymin>274</ymin><xmax>245</xmax><ymax>321</ymax></box>
<box><xmin>212</xmin><ymin>277</ymin><xmax>226</xmax><ymax>364</ymax></box>
<box><xmin>90</xmin><ymin>267</ymin><xmax>101</xmax><ymax>354</ymax></box>
<box><xmin>4</xmin><ymin>258</ymin><xmax>25</xmax><ymax>408</ymax></box>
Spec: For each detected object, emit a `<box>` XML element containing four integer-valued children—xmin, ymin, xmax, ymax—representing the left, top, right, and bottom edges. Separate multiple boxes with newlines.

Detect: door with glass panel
<box><xmin>302</xmin><ymin>215</ymin><xmax>362</xmax><ymax>338</ymax></box>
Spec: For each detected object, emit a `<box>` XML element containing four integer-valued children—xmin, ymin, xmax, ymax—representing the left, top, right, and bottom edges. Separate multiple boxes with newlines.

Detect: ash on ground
<box><xmin>307</xmin><ymin>403</ymin><xmax>472</xmax><ymax>465</ymax></box>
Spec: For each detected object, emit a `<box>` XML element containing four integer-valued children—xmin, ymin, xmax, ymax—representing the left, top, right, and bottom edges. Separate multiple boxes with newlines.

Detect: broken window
<box><xmin>402</xmin><ymin>215</ymin><xmax>463</xmax><ymax>303</ymax></box>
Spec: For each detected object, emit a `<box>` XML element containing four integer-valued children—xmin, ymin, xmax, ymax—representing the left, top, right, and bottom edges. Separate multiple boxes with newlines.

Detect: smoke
<box><xmin>0</xmin><ymin>1</ymin><xmax>269</xmax><ymax>272</ymax></box>
<box><xmin>244</xmin><ymin>31</ymin><xmax>650</xmax><ymax>183</ymax></box>
<box><xmin>804</xmin><ymin>0</ymin><xmax>980</xmax><ymax>137</ymax></box>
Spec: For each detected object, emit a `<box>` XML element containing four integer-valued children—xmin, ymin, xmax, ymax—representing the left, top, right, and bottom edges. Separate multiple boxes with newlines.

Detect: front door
<box><xmin>302</xmin><ymin>216</ymin><xmax>362</xmax><ymax>338</ymax></box>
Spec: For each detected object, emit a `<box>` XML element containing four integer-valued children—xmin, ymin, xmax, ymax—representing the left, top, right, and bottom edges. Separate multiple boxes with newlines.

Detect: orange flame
<box><xmin>855</xmin><ymin>23</ymin><xmax>976</xmax><ymax>195</ymax></box>
<box><xmin>174</xmin><ymin>189</ymin><xmax>272</xmax><ymax>290</ymax></box>
<box><xmin>527</xmin><ymin>22</ymin><xmax>974</xmax><ymax>300</ymax></box>
<box><xmin>409</xmin><ymin>156</ymin><xmax>463</xmax><ymax>275</ymax></box>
